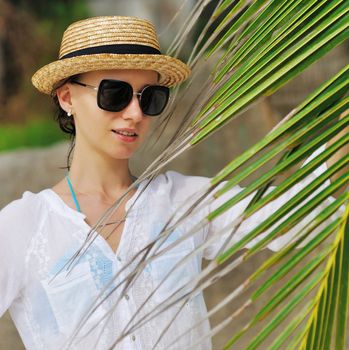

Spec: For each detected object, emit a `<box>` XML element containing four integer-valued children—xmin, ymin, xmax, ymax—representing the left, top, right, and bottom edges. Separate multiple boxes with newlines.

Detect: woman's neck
<box><xmin>68</xmin><ymin>151</ymin><xmax>133</xmax><ymax>199</ymax></box>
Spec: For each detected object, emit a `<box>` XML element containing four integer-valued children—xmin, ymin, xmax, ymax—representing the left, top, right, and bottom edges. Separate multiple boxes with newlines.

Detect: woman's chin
<box><xmin>107</xmin><ymin>149</ymin><xmax>136</xmax><ymax>161</ymax></box>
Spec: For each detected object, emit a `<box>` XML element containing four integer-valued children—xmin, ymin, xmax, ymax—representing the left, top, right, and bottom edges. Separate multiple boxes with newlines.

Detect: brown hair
<box><xmin>51</xmin><ymin>75</ymin><xmax>80</xmax><ymax>170</ymax></box>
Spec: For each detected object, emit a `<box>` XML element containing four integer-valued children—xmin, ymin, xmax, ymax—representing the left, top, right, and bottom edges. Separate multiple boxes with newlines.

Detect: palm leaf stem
<box><xmin>334</xmin><ymin>201</ymin><xmax>349</xmax><ymax>349</ymax></box>
<box><xmin>286</xmin><ymin>325</ymin><xmax>309</xmax><ymax>350</ymax></box>
<box><xmin>319</xmin><ymin>261</ymin><xmax>337</xmax><ymax>349</ymax></box>
<box><xmin>323</xmin><ymin>246</ymin><xmax>341</xmax><ymax>349</ymax></box>
<box><xmin>298</xmin><ymin>202</ymin><xmax>349</xmax><ymax>349</ymax></box>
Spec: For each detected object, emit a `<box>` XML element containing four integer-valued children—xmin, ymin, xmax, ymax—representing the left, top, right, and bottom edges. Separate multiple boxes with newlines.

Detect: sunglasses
<box><xmin>70</xmin><ymin>79</ymin><xmax>170</xmax><ymax>116</ymax></box>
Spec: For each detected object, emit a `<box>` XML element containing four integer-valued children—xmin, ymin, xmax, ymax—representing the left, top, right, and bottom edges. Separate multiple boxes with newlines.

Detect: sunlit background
<box><xmin>0</xmin><ymin>0</ymin><xmax>348</xmax><ymax>348</ymax></box>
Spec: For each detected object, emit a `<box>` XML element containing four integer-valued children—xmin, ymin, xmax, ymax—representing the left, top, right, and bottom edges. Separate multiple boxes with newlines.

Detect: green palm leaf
<box><xmin>64</xmin><ymin>1</ymin><xmax>349</xmax><ymax>349</ymax></box>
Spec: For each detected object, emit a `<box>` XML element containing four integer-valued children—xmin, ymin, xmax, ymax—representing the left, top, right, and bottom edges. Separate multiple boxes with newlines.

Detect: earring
<box><xmin>67</xmin><ymin>109</ymin><xmax>72</xmax><ymax>117</ymax></box>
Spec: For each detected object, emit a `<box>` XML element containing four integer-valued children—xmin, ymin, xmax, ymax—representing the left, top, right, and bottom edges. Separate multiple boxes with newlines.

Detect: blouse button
<box><xmin>131</xmin><ymin>335</ymin><xmax>136</xmax><ymax>341</ymax></box>
<box><xmin>117</xmin><ymin>256</ymin><xmax>122</xmax><ymax>262</ymax></box>
<box><xmin>125</xmin><ymin>294</ymin><xmax>130</xmax><ymax>300</ymax></box>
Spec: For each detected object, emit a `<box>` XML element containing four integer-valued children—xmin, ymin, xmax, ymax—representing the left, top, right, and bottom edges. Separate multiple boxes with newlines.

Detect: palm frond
<box><xmin>64</xmin><ymin>1</ymin><xmax>349</xmax><ymax>348</ymax></box>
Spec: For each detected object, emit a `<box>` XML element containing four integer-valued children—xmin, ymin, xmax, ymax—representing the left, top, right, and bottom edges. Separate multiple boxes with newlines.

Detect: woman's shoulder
<box><xmin>146</xmin><ymin>170</ymin><xmax>244</xmax><ymax>209</ymax></box>
<box><xmin>0</xmin><ymin>190</ymin><xmax>48</xmax><ymax>229</ymax></box>
<box><xmin>153</xmin><ymin>170</ymin><xmax>211</xmax><ymax>188</ymax></box>
<box><xmin>149</xmin><ymin>170</ymin><xmax>211</xmax><ymax>201</ymax></box>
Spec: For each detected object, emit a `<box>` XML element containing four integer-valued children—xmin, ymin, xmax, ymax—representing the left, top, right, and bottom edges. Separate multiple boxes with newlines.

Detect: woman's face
<box><xmin>64</xmin><ymin>69</ymin><xmax>158</xmax><ymax>160</ymax></box>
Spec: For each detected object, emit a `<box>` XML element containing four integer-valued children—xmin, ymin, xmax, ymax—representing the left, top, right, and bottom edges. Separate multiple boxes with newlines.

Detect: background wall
<box><xmin>0</xmin><ymin>0</ymin><xmax>348</xmax><ymax>349</ymax></box>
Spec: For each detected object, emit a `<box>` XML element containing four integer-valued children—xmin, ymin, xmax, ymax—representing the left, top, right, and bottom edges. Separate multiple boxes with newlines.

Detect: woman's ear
<box><xmin>56</xmin><ymin>83</ymin><xmax>73</xmax><ymax>114</ymax></box>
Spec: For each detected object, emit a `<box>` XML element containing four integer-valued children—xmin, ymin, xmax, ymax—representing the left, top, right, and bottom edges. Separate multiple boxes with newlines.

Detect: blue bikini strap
<box><xmin>65</xmin><ymin>173</ymin><xmax>138</xmax><ymax>213</ymax></box>
<box><xmin>65</xmin><ymin>173</ymin><xmax>81</xmax><ymax>213</ymax></box>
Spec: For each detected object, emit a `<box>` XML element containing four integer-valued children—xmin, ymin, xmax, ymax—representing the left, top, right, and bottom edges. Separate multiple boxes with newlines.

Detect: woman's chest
<box><xmin>27</xmin><ymin>199</ymin><xmax>205</xmax><ymax>289</ymax></box>
<box><xmin>29</xmin><ymin>203</ymin><xmax>201</xmax><ymax>291</ymax></box>
<box><xmin>22</xmin><ymin>206</ymin><xmax>205</xmax><ymax>345</ymax></box>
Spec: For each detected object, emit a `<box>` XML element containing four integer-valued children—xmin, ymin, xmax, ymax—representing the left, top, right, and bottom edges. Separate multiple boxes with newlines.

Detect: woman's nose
<box><xmin>122</xmin><ymin>95</ymin><xmax>144</xmax><ymax>122</ymax></box>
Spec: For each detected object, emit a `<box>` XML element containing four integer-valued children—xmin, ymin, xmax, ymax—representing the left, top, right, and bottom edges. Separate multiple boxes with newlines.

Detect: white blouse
<box><xmin>0</xmin><ymin>150</ymin><xmax>337</xmax><ymax>349</ymax></box>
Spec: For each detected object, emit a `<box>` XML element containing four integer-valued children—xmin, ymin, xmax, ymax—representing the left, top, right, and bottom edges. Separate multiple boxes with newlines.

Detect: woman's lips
<box><xmin>111</xmin><ymin>130</ymin><xmax>138</xmax><ymax>143</ymax></box>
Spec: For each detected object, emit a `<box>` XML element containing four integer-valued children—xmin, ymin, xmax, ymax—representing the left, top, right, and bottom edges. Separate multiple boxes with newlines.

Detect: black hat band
<box><xmin>60</xmin><ymin>44</ymin><xmax>161</xmax><ymax>60</ymax></box>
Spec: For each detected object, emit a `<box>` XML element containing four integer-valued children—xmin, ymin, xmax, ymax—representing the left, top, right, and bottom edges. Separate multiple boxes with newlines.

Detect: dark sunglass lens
<box><xmin>140</xmin><ymin>86</ymin><xmax>169</xmax><ymax>116</ymax></box>
<box><xmin>98</xmin><ymin>80</ymin><xmax>132</xmax><ymax>112</ymax></box>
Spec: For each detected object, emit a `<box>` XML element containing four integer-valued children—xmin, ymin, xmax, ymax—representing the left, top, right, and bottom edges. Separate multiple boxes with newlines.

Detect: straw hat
<box><xmin>31</xmin><ymin>16</ymin><xmax>191</xmax><ymax>95</ymax></box>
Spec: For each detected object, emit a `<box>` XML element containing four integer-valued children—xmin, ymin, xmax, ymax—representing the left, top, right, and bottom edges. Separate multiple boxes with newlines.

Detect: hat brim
<box><xmin>31</xmin><ymin>53</ymin><xmax>191</xmax><ymax>94</ymax></box>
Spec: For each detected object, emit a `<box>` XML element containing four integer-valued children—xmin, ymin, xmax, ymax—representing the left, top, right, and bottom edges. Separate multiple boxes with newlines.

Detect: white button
<box><xmin>125</xmin><ymin>294</ymin><xmax>130</xmax><ymax>300</ymax></box>
<box><xmin>131</xmin><ymin>335</ymin><xmax>136</xmax><ymax>341</ymax></box>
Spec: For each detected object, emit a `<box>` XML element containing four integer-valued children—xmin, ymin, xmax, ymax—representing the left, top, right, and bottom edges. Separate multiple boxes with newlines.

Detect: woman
<box><xmin>0</xmin><ymin>16</ymin><xmax>338</xmax><ymax>350</ymax></box>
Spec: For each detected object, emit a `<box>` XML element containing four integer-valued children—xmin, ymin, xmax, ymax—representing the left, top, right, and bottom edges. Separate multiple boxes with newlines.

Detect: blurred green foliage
<box><xmin>0</xmin><ymin>119</ymin><xmax>68</xmax><ymax>152</ymax></box>
<box><xmin>8</xmin><ymin>0</ymin><xmax>90</xmax><ymax>34</ymax></box>
<box><xmin>0</xmin><ymin>0</ymin><xmax>89</xmax><ymax>151</ymax></box>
